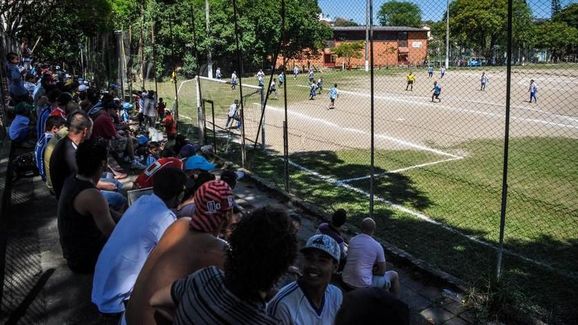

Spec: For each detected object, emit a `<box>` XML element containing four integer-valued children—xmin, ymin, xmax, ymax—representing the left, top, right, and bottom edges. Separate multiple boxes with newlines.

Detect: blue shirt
<box><xmin>329</xmin><ymin>87</ymin><xmax>338</xmax><ymax>100</ymax></box>
<box><xmin>9</xmin><ymin>115</ymin><xmax>30</xmax><ymax>142</ymax></box>
<box><xmin>6</xmin><ymin>63</ymin><xmax>28</xmax><ymax>97</ymax></box>
<box><xmin>35</xmin><ymin>132</ymin><xmax>53</xmax><ymax>181</ymax></box>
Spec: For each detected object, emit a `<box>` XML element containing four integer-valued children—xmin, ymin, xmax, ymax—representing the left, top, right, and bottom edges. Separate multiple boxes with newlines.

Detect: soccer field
<box><xmin>157</xmin><ymin>67</ymin><xmax>578</xmax><ymax>321</ymax></box>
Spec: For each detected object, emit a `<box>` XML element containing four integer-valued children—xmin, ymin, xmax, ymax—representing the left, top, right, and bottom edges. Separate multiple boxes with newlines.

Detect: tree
<box><xmin>533</xmin><ymin>21</ymin><xmax>578</xmax><ymax>61</ymax></box>
<box><xmin>554</xmin><ymin>3</ymin><xmax>578</xmax><ymax>29</ymax></box>
<box><xmin>378</xmin><ymin>1</ymin><xmax>422</xmax><ymax>27</ymax></box>
<box><xmin>333</xmin><ymin>41</ymin><xmax>364</xmax><ymax>68</ymax></box>
<box><xmin>449</xmin><ymin>0</ymin><xmax>534</xmax><ymax>61</ymax></box>
<box><xmin>334</xmin><ymin>17</ymin><xmax>359</xmax><ymax>27</ymax></box>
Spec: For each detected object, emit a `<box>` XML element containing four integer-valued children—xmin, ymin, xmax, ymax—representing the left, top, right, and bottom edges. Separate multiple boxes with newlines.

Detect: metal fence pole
<box><xmin>369</xmin><ymin>0</ymin><xmax>375</xmax><ymax>217</ymax></box>
<box><xmin>232</xmin><ymin>0</ymin><xmax>246</xmax><ymax>168</ymax></box>
<box><xmin>496</xmin><ymin>0</ymin><xmax>514</xmax><ymax>280</ymax></box>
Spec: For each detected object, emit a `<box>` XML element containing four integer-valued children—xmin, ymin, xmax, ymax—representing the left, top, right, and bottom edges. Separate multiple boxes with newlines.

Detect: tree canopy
<box><xmin>333</xmin><ymin>41</ymin><xmax>364</xmax><ymax>67</ymax></box>
<box><xmin>377</xmin><ymin>1</ymin><xmax>422</xmax><ymax>27</ymax></box>
<box><xmin>334</xmin><ymin>17</ymin><xmax>359</xmax><ymax>27</ymax></box>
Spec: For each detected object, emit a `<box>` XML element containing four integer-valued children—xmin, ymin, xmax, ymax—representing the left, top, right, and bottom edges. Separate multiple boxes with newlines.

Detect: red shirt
<box><xmin>92</xmin><ymin>111</ymin><xmax>117</xmax><ymax>140</ymax></box>
<box><xmin>133</xmin><ymin>157</ymin><xmax>183</xmax><ymax>188</ymax></box>
<box><xmin>162</xmin><ymin>115</ymin><xmax>177</xmax><ymax>136</ymax></box>
<box><xmin>50</xmin><ymin>107</ymin><xmax>66</xmax><ymax>118</ymax></box>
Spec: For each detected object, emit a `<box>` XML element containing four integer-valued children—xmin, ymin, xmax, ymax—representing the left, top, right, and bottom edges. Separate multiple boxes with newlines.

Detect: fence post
<box><xmin>496</xmin><ymin>0</ymin><xmax>514</xmax><ymax>280</ymax></box>
<box><xmin>369</xmin><ymin>0</ymin><xmax>375</xmax><ymax>218</ymax></box>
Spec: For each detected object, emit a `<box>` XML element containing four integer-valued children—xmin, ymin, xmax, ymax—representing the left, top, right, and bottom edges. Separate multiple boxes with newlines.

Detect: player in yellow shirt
<box><xmin>406</xmin><ymin>72</ymin><xmax>415</xmax><ymax>91</ymax></box>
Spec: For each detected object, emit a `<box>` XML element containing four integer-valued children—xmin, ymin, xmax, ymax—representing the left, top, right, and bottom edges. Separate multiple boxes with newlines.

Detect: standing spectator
<box><xmin>427</xmin><ymin>65</ymin><xmax>433</xmax><ymax>78</ymax></box>
<box><xmin>5</xmin><ymin>52</ymin><xmax>29</xmax><ymax>102</ymax></box>
<box><xmin>226</xmin><ymin>99</ymin><xmax>239</xmax><ymax>128</ymax></box>
<box><xmin>440</xmin><ymin>66</ymin><xmax>446</xmax><ymax>78</ymax></box>
<box><xmin>480</xmin><ymin>72</ymin><xmax>488</xmax><ymax>91</ymax></box>
<box><xmin>342</xmin><ymin>218</ymin><xmax>400</xmax><ymax>298</ymax></box>
<box><xmin>150</xmin><ymin>205</ymin><xmax>297</xmax><ymax>324</ymax></box>
<box><xmin>143</xmin><ymin>91</ymin><xmax>157</xmax><ymax>128</ymax></box>
<box><xmin>431</xmin><ymin>81</ymin><xmax>442</xmax><ymax>103</ymax></box>
<box><xmin>156</xmin><ymin>97</ymin><xmax>166</xmax><ymax>118</ymax></box>
<box><xmin>231</xmin><ymin>71</ymin><xmax>238</xmax><ymax>90</ymax></box>
<box><xmin>125</xmin><ymin>180</ymin><xmax>234</xmax><ymax>325</ymax></box>
<box><xmin>529</xmin><ymin>79</ymin><xmax>538</xmax><ymax>103</ymax></box>
<box><xmin>92</xmin><ymin>168</ymin><xmax>186</xmax><ymax>315</ymax></box>
<box><xmin>267</xmin><ymin>234</ymin><xmax>343</xmax><ymax>325</ymax></box>
<box><xmin>57</xmin><ymin>140</ymin><xmax>116</xmax><ymax>273</ymax></box>
<box><xmin>162</xmin><ymin>110</ymin><xmax>177</xmax><ymax>140</ymax></box>
<box><xmin>405</xmin><ymin>71</ymin><xmax>415</xmax><ymax>91</ymax></box>
<box><xmin>35</xmin><ymin>116</ymin><xmax>66</xmax><ymax>182</ymax></box>
<box><xmin>216</xmin><ymin>67</ymin><xmax>222</xmax><ymax>79</ymax></box>
<box><xmin>328</xmin><ymin>84</ymin><xmax>339</xmax><ymax>109</ymax></box>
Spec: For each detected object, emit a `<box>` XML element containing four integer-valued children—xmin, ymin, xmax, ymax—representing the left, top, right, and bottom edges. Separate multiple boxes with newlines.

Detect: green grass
<box><xmin>189</xmin><ymin>127</ymin><xmax>578</xmax><ymax>323</ymax></box>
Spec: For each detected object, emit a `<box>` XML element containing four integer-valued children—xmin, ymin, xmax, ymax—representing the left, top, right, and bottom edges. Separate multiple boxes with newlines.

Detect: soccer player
<box><xmin>431</xmin><ymin>81</ymin><xmax>442</xmax><ymax>103</ymax></box>
<box><xmin>328</xmin><ymin>84</ymin><xmax>339</xmax><ymax>109</ymax></box>
<box><xmin>293</xmin><ymin>65</ymin><xmax>299</xmax><ymax>79</ymax></box>
<box><xmin>215</xmin><ymin>67</ymin><xmax>222</xmax><ymax>79</ymax></box>
<box><xmin>480</xmin><ymin>72</ymin><xmax>488</xmax><ymax>91</ymax></box>
<box><xmin>427</xmin><ymin>66</ymin><xmax>433</xmax><ymax>78</ymax></box>
<box><xmin>309</xmin><ymin>82</ymin><xmax>317</xmax><ymax>100</ymax></box>
<box><xmin>308</xmin><ymin>68</ymin><xmax>315</xmax><ymax>83</ymax></box>
<box><xmin>269</xmin><ymin>79</ymin><xmax>278</xmax><ymax>99</ymax></box>
<box><xmin>316</xmin><ymin>77</ymin><xmax>323</xmax><ymax>94</ymax></box>
<box><xmin>405</xmin><ymin>72</ymin><xmax>415</xmax><ymax>91</ymax></box>
<box><xmin>278</xmin><ymin>71</ymin><xmax>285</xmax><ymax>86</ymax></box>
<box><xmin>529</xmin><ymin>79</ymin><xmax>538</xmax><ymax>103</ymax></box>
<box><xmin>440</xmin><ymin>66</ymin><xmax>446</xmax><ymax>78</ymax></box>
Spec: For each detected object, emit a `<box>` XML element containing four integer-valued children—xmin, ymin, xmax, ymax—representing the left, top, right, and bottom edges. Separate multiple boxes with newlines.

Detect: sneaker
<box><xmin>131</xmin><ymin>160</ymin><xmax>147</xmax><ymax>170</ymax></box>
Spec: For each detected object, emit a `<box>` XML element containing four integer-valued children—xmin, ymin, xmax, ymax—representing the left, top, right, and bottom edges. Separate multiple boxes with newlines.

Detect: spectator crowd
<box><xmin>4</xmin><ymin>49</ymin><xmax>408</xmax><ymax>324</ymax></box>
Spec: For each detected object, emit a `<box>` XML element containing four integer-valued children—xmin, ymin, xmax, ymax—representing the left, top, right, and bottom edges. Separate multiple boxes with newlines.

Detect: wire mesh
<box><xmin>146</xmin><ymin>0</ymin><xmax>577</xmax><ymax>322</ymax></box>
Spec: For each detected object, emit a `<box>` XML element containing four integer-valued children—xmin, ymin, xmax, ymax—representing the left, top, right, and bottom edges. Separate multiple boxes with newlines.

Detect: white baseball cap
<box><xmin>301</xmin><ymin>234</ymin><xmax>341</xmax><ymax>263</ymax></box>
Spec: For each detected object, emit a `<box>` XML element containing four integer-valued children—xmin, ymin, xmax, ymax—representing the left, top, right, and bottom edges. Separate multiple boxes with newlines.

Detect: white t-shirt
<box><xmin>342</xmin><ymin>233</ymin><xmax>385</xmax><ymax>288</ymax></box>
<box><xmin>267</xmin><ymin>281</ymin><xmax>342</xmax><ymax>325</ymax></box>
<box><xmin>228</xmin><ymin>103</ymin><xmax>238</xmax><ymax>117</ymax></box>
<box><xmin>92</xmin><ymin>194</ymin><xmax>176</xmax><ymax>313</ymax></box>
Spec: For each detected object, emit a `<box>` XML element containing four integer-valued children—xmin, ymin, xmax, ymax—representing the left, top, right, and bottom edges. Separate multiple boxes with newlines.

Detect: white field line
<box><xmin>177</xmin><ymin>78</ymin><xmax>197</xmax><ymax>95</ymax></box>
<box><xmin>297</xmin><ymin>85</ymin><xmax>578</xmax><ymax>129</ymax></box>
<box><xmin>198</xmin><ymin>76</ymin><xmax>262</xmax><ymax>91</ymax></box>
<box><xmin>288</xmin><ymin>159</ymin><xmax>578</xmax><ymax>279</ymax></box>
<box><xmin>254</xmin><ymin>103</ymin><xmax>460</xmax><ymax>158</ymax></box>
<box><xmin>338</xmin><ymin>156</ymin><xmax>464</xmax><ymax>183</ymax></box>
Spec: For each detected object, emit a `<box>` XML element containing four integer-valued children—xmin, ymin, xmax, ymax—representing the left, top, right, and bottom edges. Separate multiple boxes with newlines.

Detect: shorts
<box><xmin>371</xmin><ymin>273</ymin><xmax>393</xmax><ymax>290</ymax></box>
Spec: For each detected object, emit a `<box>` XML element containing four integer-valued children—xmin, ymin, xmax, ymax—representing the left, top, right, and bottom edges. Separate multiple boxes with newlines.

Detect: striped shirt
<box><xmin>267</xmin><ymin>281</ymin><xmax>343</xmax><ymax>325</ymax></box>
<box><xmin>171</xmin><ymin>266</ymin><xmax>277</xmax><ymax>325</ymax></box>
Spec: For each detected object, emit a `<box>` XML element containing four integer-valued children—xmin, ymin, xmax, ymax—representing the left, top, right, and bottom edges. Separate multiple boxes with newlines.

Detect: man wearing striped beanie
<box><xmin>124</xmin><ymin>180</ymin><xmax>234</xmax><ymax>325</ymax></box>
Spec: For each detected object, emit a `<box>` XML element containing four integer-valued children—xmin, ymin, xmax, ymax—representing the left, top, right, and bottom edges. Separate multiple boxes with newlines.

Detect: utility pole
<box><xmin>205</xmin><ymin>0</ymin><xmax>213</xmax><ymax>78</ymax></box>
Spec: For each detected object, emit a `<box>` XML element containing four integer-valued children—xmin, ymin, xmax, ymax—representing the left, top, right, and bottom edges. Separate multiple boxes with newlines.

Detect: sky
<box><xmin>318</xmin><ymin>0</ymin><xmax>578</xmax><ymax>24</ymax></box>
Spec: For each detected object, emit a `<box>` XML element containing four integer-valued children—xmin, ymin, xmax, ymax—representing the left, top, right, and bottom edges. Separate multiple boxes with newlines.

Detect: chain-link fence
<box><xmin>145</xmin><ymin>0</ymin><xmax>578</xmax><ymax>323</ymax></box>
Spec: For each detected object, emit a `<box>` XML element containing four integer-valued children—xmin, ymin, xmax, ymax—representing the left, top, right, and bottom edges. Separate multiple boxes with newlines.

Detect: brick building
<box><xmin>278</xmin><ymin>26</ymin><xmax>429</xmax><ymax>70</ymax></box>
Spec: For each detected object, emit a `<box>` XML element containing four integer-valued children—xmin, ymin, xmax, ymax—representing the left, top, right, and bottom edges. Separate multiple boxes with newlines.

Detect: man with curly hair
<box><xmin>150</xmin><ymin>205</ymin><xmax>297</xmax><ymax>324</ymax></box>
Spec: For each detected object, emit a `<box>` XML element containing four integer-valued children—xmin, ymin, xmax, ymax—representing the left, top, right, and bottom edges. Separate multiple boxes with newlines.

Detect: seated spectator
<box><xmin>176</xmin><ymin>155</ymin><xmax>217</xmax><ymax>218</ymax></box>
<box><xmin>144</xmin><ymin>141</ymin><xmax>160</xmax><ymax>167</ymax></box>
<box><xmin>267</xmin><ymin>234</ymin><xmax>343</xmax><ymax>325</ymax></box>
<box><xmin>35</xmin><ymin>115</ymin><xmax>66</xmax><ymax>181</ymax></box>
<box><xmin>317</xmin><ymin>208</ymin><xmax>348</xmax><ymax>262</ymax></box>
<box><xmin>178</xmin><ymin>143</ymin><xmax>200</xmax><ymax>159</ymax></box>
<box><xmin>133</xmin><ymin>149</ymin><xmax>183</xmax><ymax>189</ymax></box>
<box><xmin>49</xmin><ymin>110</ymin><xmax>93</xmax><ymax>198</ymax></box>
<box><xmin>8</xmin><ymin>102</ymin><xmax>33</xmax><ymax>143</ymax></box>
<box><xmin>91</xmin><ymin>99</ymin><xmax>145</xmax><ymax>170</ymax></box>
<box><xmin>125</xmin><ymin>180</ymin><xmax>235</xmax><ymax>325</ymax></box>
<box><xmin>335</xmin><ymin>287</ymin><xmax>409</xmax><ymax>325</ymax></box>
<box><xmin>342</xmin><ymin>218</ymin><xmax>400</xmax><ymax>298</ymax></box>
<box><xmin>57</xmin><ymin>140</ymin><xmax>116</xmax><ymax>273</ymax></box>
<box><xmin>150</xmin><ymin>205</ymin><xmax>297</xmax><ymax>324</ymax></box>
<box><xmin>43</xmin><ymin>124</ymin><xmax>69</xmax><ymax>193</ymax></box>
<box><xmin>92</xmin><ymin>167</ymin><xmax>187</xmax><ymax>315</ymax></box>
